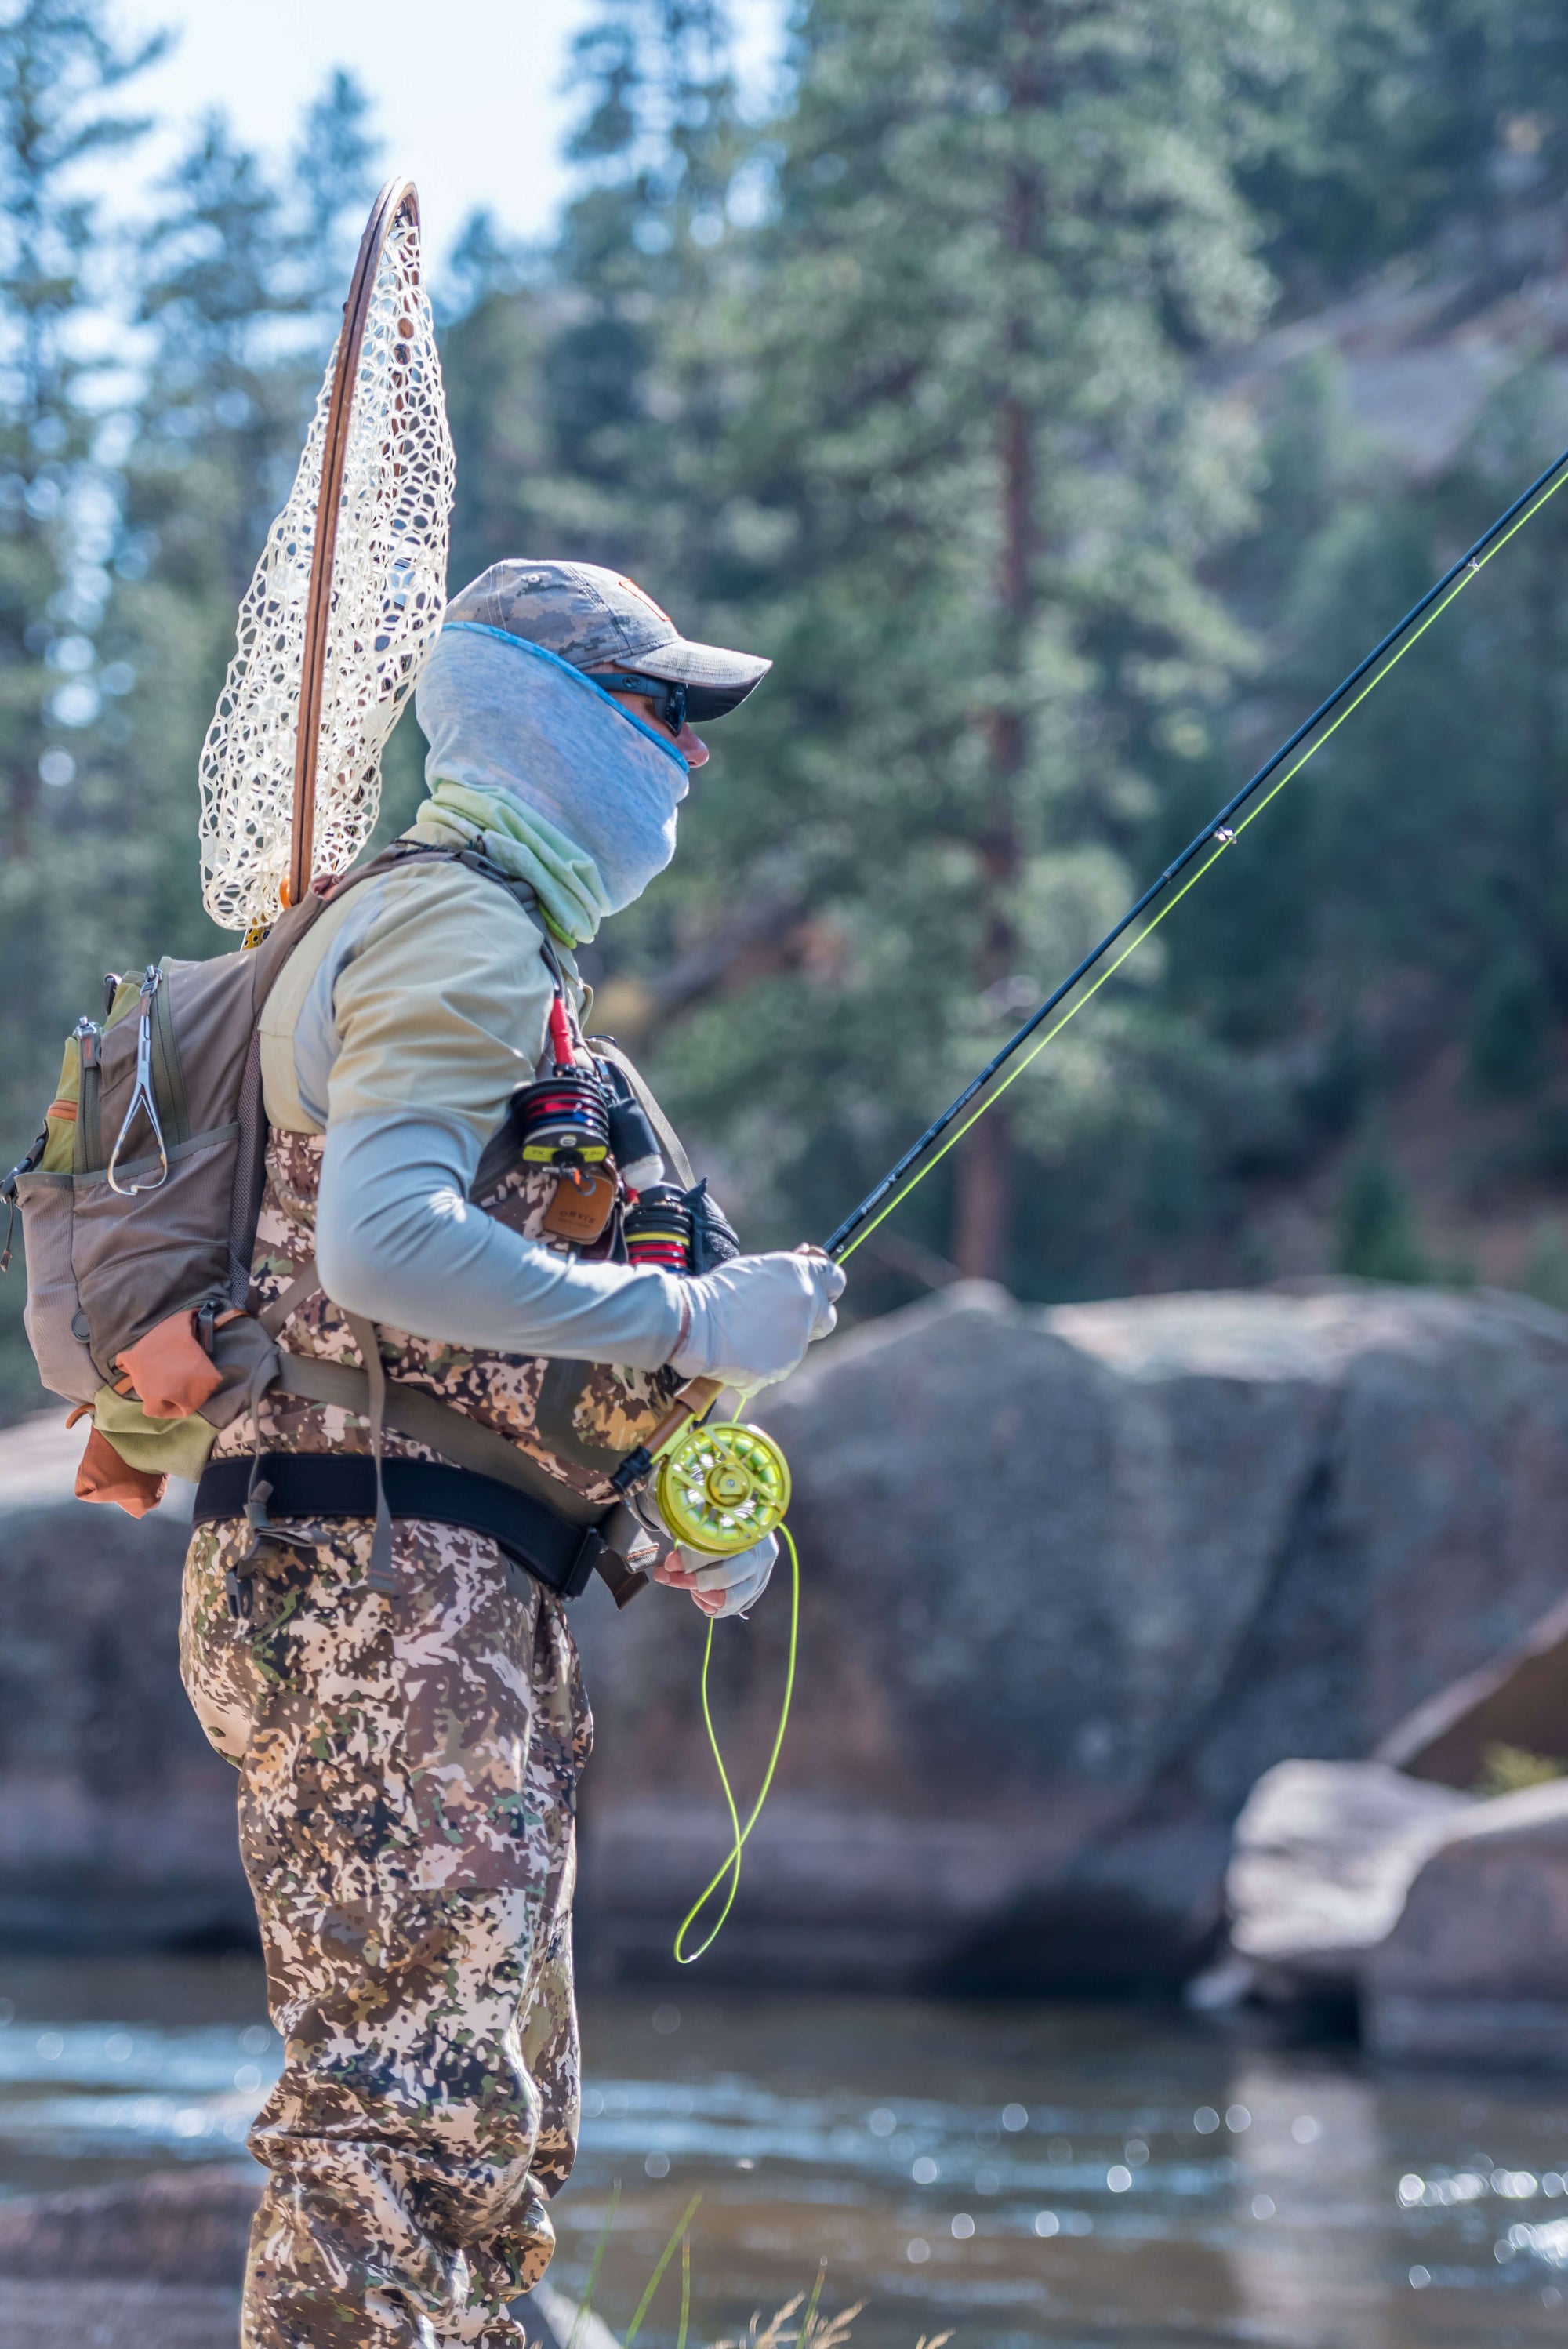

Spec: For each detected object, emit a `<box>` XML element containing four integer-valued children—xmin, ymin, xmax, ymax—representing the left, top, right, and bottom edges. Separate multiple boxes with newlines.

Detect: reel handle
<box><xmin>610</xmin><ymin>1374</ymin><xmax>724</xmax><ymax>1500</ymax></box>
<box><xmin>644</xmin><ymin>1374</ymin><xmax>724</xmax><ymax>1459</ymax></box>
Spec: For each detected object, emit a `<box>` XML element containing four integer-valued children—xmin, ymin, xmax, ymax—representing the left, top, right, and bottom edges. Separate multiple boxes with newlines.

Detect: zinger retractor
<box><xmin>655</xmin><ymin>1417</ymin><xmax>791</xmax><ymax>1556</ymax></box>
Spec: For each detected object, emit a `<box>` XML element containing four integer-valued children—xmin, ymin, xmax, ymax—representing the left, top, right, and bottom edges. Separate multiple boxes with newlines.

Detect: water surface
<box><xmin>2</xmin><ymin>1955</ymin><xmax>1566</xmax><ymax>2346</ymax></box>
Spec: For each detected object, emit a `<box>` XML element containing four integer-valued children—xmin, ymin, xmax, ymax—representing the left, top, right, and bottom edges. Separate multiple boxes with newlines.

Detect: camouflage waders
<box><xmin>183</xmin><ymin>1127</ymin><xmax>683</xmax><ymax>2347</ymax></box>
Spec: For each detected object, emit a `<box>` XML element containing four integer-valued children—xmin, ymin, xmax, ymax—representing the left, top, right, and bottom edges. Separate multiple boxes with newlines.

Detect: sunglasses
<box><xmin>595</xmin><ymin>671</ymin><xmax>689</xmax><ymax>738</ymax></box>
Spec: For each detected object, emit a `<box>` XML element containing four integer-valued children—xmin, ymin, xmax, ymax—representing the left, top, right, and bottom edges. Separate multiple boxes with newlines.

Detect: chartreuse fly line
<box><xmin>674</xmin><ymin>1524</ymin><xmax>800</xmax><ymax>1963</ymax></box>
<box><xmin>826</xmin><ymin>439</ymin><xmax>1568</xmax><ymax>1265</ymax></box>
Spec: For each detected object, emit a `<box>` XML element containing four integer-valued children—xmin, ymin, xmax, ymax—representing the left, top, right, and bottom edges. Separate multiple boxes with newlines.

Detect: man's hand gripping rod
<box><xmin>610</xmin><ymin>1245</ymin><xmax>836</xmax><ymax>1509</ymax></box>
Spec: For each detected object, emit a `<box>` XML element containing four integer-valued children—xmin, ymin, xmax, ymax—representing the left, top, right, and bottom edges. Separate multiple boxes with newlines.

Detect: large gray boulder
<box><xmin>1363</xmin><ymin>1780</ymin><xmax>1568</xmax><ymax>2061</ymax></box>
<box><xmin>0</xmin><ymin>1411</ymin><xmax>249</xmax><ymax>1946</ymax></box>
<box><xmin>11</xmin><ymin>1273</ymin><xmax>1568</xmax><ymax>1988</ymax></box>
<box><xmin>576</xmin><ymin>1278</ymin><xmax>1568</xmax><ymax>1988</ymax></box>
<box><xmin>1225</xmin><ymin>1760</ymin><xmax>1474</xmax><ymax>1995</ymax></box>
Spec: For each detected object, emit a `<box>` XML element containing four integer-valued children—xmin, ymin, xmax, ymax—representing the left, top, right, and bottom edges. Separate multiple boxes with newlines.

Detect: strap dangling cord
<box><xmin>345</xmin><ymin>1309</ymin><xmax>397</xmax><ymax>1594</ymax></box>
<box><xmin>673</xmin><ymin>1523</ymin><xmax>800</xmax><ymax>1963</ymax></box>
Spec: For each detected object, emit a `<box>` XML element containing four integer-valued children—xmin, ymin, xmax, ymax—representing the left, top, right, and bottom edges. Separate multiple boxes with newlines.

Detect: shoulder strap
<box><xmin>250</xmin><ymin>840</ymin><xmax>549</xmax><ymax>1066</ymax></box>
<box><xmin>590</xmin><ymin>1037</ymin><xmax>696</xmax><ymax>1190</ymax></box>
<box><xmin>227</xmin><ymin>851</ymin><xmax>466</xmax><ymax>1306</ymax></box>
<box><xmin>343</xmin><ymin>838</ymin><xmax>543</xmax><ymax>918</ymax></box>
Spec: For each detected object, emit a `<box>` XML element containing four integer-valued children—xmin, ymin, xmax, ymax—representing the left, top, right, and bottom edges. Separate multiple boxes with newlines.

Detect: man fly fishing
<box><xmin>2</xmin><ymin>192</ymin><xmax>840</xmax><ymax>2349</ymax></box>
<box><xmin>13</xmin><ymin>161</ymin><xmax>1568</xmax><ymax>2349</ymax></box>
<box><xmin>180</xmin><ymin>560</ymin><xmax>844</xmax><ymax>2346</ymax></box>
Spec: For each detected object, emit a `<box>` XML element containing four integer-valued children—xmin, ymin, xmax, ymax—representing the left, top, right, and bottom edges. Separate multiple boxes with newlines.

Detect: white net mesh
<box><xmin>198</xmin><ymin>200</ymin><xmax>455</xmax><ymax>932</ymax></box>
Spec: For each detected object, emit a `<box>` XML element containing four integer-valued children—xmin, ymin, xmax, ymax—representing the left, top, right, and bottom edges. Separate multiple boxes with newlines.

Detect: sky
<box><xmin>107</xmin><ymin>0</ymin><xmax>788</xmax><ymax>267</ymax></box>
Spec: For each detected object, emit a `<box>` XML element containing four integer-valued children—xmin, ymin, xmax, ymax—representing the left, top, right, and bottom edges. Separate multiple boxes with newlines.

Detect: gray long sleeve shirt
<box><xmin>257</xmin><ymin>848</ymin><xmax>690</xmax><ymax>1367</ymax></box>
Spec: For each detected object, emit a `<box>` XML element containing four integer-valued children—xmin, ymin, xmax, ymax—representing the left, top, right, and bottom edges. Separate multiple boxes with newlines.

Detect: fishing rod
<box><xmin>626</xmin><ymin>427</ymin><xmax>1568</xmax><ymax>1518</ymax></box>
<box><xmin>823</xmin><ymin>434</ymin><xmax>1568</xmax><ymax>1264</ymax></box>
<box><xmin>637</xmin><ymin>433</ymin><xmax>1568</xmax><ymax>1960</ymax></box>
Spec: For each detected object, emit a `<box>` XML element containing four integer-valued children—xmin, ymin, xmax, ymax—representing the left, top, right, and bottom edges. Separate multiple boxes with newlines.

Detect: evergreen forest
<box><xmin>5</xmin><ymin>0</ymin><xmax>1568</xmax><ymax>1412</ymax></box>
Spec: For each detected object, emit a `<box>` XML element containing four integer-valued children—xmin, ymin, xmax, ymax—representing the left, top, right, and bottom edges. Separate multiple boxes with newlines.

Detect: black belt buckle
<box><xmin>569</xmin><ymin>1525</ymin><xmax>653</xmax><ymax>1609</ymax></box>
<box><xmin>564</xmin><ymin>1525</ymin><xmax>608</xmax><ymax>1599</ymax></box>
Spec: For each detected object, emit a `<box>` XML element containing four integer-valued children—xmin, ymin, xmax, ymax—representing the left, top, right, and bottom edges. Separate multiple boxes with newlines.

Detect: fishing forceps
<box><xmin>107</xmin><ymin>964</ymin><xmax>169</xmax><ymax>1196</ymax></box>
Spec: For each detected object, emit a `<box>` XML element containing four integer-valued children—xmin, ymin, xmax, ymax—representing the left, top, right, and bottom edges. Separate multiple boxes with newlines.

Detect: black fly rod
<box><xmin>823</xmin><ymin>437</ymin><xmax>1568</xmax><ymax>1265</ymax></box>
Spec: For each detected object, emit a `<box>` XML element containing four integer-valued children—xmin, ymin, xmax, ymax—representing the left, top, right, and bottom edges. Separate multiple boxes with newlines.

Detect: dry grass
<box><xmin>563</xmin><ymin>2195</ymin><xmax>953</xmax><ymax>2349</ymax></box>
<box><xmin>704</xmin><ymin>2297</ymin><xmax>949</xmax><ymax>2349</ymax></box>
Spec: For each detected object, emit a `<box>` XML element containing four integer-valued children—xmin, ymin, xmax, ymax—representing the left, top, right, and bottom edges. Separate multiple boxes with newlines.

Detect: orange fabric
<box><xmin>117</xmin><ymin>1310</ymin><xmax>224</xmax><ymax>1421</ymax></box>
<box><xmin>75</xmin><ymin>1425</ymin><xmax>167</xmax><ymax>1517</ymax></box>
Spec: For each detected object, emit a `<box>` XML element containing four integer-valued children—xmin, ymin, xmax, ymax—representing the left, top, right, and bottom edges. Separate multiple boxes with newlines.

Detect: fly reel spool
<box><xmin>655</xmin><ymin>1417</ymin><xmax>791</xmax><ymax>1556</ymax></box>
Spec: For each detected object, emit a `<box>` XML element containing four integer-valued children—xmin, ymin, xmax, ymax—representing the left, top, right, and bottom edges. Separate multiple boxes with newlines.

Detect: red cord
<box><xmin>547</xmin><ymin>995</ymin><xmax>575</xmax><ymax>1068</ymax></box>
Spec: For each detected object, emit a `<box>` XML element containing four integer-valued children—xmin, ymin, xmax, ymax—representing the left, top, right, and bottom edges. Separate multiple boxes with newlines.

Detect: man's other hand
<box><xmin>654</xmin><ymin>1531</ymin><xmax>778</xmax><ymax>1617</ymax></box>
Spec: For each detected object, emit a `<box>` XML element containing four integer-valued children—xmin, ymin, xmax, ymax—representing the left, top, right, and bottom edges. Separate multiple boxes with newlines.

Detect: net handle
<box><xmin>287</xmin><ymin>176</ymin><xmax>421</xmax><ymax>912</ymax></box>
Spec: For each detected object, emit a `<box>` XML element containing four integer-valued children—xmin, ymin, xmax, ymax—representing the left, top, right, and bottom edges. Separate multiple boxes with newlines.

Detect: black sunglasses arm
<box><xmin>589</xmin><ymin>671</ymin><xmax>688</xmax><ymax>736</ymax></box>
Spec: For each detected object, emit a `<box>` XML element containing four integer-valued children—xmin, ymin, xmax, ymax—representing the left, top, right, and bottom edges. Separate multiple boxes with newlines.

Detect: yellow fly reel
<box><xmin>655</xmin><ymin>1418</ymin><xmax>792</xmax><ymax>1556</ymax></box>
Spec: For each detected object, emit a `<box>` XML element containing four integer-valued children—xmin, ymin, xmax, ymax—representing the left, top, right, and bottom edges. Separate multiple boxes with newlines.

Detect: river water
<box><xmin>1</xmin><ymin>1954</ymin><xmax>1566</xmax><ymax>2347</ymax></box>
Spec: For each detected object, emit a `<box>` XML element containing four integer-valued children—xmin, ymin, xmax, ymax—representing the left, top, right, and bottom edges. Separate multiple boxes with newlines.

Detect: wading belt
<box><xmin>193</xmin><ymin>1450</ymin><xmax>619</xmax><ymax>1599</ymax></box>
<box><xmin>193</xmin><ymin>1309</ymin><xmax>657</xmax><ymax>1609</ymax></box>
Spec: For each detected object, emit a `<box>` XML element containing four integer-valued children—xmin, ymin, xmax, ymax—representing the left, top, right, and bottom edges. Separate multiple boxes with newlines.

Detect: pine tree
<box><xmin>652</xmin><ymin>0</ymin><xmax>1283</xmax><ymax>1283</ymax></box>
<box><xmin>0</xmin><ymin>0</ymin><xmax>162</xmax><ymax>1410</ymax></box>
<box><xmin>1240</xmin><ymin>0</ymin><xmax>1568</xmax><ymax>303</ymax></box>
<box><xmin>0</xmin><ymin>0</ymin><xmax>162</xmax><ymax>859</ymax></box>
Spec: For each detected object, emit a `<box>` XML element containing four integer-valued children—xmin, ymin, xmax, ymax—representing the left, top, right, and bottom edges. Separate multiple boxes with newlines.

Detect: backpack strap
<box><xmin>342</xmin><ymin>1310</ymin><xmax>399</xmax><ymax>1596</ymax></box>
<box><xmin>227</xmin><ymin>844</ymin><xmax>549</xmax><ymax>1310</ymax></box>
<box><xmin>249</xmin><ymin>1288</ymin><xmax>655</xmax><ymax>1606</ymax></box>
<box><xmin>590</xmin><ymin>1037</ymin><xmax>697</xmax><ymax>1189</ymax></box>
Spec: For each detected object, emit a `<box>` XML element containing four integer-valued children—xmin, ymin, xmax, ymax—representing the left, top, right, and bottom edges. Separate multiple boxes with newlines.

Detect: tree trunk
<box><xmin>952</xmin><ymin>13</ymin><xmax>1044</xmax><ymax>1283</ymax></box>
<box><xmin>954</xmin><ymin>1108</ymin><xmax>1013</xmax><ymax>1281</ymax></box>
<box><xmin>953</xmin><ymin>387</ymin><xmax>1031</xmax><ymax>1283</ymax></box>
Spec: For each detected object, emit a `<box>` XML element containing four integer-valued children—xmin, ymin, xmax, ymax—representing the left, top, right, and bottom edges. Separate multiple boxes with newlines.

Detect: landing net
<box><xmin>198</xmin><ymin>194</ymin><xmax>454</xmax><ymax>934</ymax></box>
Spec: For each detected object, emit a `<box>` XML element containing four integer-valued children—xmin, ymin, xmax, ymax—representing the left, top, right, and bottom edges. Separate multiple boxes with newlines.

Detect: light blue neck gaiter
<box><xmin>410</xmin><ymin>623</ymin><xmax>690</xmax><ymax>944</ymax></box>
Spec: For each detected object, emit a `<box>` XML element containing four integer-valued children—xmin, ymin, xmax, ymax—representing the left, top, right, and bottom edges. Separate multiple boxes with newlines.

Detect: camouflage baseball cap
<box><xmin>444</xmin><ymin>558</ymin><xmax>771</xmax><ymax>720</ymax></box>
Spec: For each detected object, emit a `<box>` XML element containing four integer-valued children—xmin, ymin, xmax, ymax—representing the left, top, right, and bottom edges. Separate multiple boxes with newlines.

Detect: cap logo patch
<box><xmin>616</xmin><ymin>575</ymin><xmax>673</xmax><ymax>625</ymax></box>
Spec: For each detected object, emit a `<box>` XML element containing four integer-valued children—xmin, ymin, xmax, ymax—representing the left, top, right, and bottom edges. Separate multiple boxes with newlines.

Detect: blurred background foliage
<box><xmin>6</xmin><ymin>0</ymin><xmax>1568</xmax><ymax>1408</ymax></box>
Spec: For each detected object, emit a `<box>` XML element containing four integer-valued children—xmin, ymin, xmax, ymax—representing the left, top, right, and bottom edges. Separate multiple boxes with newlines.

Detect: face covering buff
<box><xmin>411</xmin><ymin>623</ymin><xmax>690</xmax><ymax>943</ymax></box>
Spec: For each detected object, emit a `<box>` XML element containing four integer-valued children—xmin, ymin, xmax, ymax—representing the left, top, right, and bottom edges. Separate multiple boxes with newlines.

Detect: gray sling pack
<box><xmin>5</xmin><ymin>845</ymin><xmax>531</xmax><ymax>1429</ymax></box>
<box><xmin>6</xmin><ymin>887</ymin><xmax>332</xmax><ymax>1420</ymax></box>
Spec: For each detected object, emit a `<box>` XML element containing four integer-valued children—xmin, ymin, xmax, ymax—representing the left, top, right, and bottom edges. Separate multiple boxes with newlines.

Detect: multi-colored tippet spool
<box><xmin>623</xmin><ymin>1182</ymin><xmax>693</xmax><ymax>1271</ymax></box>
<box><xmin>655</xmin><ymin>1416</ymin><xmax>792</xmax><ymax>1556</ymax></box>
<box><xmin>507</xmin><ymin>993</ymin><xmax>611</xmax><ymax>1172</ymax></box>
